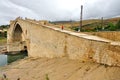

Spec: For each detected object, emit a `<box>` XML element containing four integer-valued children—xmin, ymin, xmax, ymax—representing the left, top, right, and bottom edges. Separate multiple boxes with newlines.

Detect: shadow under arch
<box><xmin>12</xmin><ymin>24</ymin><xmax>23</xmax><ymax>42</ymax></box>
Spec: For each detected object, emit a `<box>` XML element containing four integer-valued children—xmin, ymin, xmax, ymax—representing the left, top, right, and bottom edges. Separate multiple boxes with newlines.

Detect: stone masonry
<box><xmin>7</xmin><ymin>17</ymin><xmax>120</xmax><ymax>67</ymax></box>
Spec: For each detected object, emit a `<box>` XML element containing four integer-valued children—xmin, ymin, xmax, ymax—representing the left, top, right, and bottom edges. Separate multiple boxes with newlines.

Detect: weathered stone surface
<box><xmin>7</xmin><ymin>18</ymin><xmax>120</xmax><ymax>67</ymax></box>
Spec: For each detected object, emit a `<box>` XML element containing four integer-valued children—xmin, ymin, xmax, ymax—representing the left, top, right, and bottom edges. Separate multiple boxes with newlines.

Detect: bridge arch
<box><xmin>8</xmin><ymin>23</ymin><xmax>28</xmax><ymax>55</ymax></box>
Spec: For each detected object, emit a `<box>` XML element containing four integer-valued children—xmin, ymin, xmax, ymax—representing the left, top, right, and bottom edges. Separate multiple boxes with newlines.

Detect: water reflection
<box><xmin>0</xmin><ymin>55</ymin><xmax>7</xmax><ymax>66</ymax></box>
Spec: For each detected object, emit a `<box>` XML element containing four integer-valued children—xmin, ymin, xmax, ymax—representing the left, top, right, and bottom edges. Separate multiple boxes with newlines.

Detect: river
<box><xmin>0</xmin><ymin>51</ymin><xmax>28</xmax><ymax>67</ymax></box>
<box><xmin>0</xmin><ymin>55</ymin><xmax>7</xmax><ymax>66</ymax></box>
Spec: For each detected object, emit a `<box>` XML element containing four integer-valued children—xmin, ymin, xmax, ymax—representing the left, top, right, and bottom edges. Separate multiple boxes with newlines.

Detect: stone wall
<box><xmin>84</xmin><ymin>31</ymin><xmax>120</xmax><ymax>41</ymax></box>
<box><xmin>25</xmin><ymin>20</ymin><xmax>120</xmax><ymax>66</ymax></box>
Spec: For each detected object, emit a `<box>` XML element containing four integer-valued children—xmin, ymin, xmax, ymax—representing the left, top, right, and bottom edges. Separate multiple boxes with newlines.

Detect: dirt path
<box><xmin>0</xmin><ymin>57</ymin><xmax>120</xmax><ymax>80</ymax></box>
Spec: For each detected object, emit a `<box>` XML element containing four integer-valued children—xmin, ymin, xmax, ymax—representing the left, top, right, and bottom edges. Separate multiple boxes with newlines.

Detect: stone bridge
<box><xmin>7</xmin><ymin>17</ymin><xmax>120</xmax><ymax>66</ymax></box>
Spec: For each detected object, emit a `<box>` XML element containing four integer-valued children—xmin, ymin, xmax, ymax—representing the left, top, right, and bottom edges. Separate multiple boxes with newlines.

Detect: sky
<box><xmin>0</xmin><ymin>0</ymin><xmax>120</xmax><ymax>25</ymax></box>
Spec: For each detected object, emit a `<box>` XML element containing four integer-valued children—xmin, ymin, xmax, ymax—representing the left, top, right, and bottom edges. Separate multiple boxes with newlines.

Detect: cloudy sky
<box><xmin>0</xmin><ymin>0</ymin><xmax>120</xmax><ymax>25</ymax></box>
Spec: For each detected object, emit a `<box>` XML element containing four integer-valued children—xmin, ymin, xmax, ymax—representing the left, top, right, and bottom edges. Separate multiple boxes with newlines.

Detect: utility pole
<box><xmin>78</xmin><ymin>5</ymin><xmax>83</xmax><ymax>32</ymax></box>
<box><xmin>101</xmin><ymin>17</ymin><xmax>104</xmax><ymax>30</ymax></box>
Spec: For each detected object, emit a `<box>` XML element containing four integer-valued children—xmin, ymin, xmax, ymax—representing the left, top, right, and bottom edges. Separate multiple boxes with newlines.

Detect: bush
<box><xmin>70</xmin><ymin>26</ymin><xmax>79</xmax><ymax>31</ymax></box>
<box><xmin>116</xmin><ymin>20</ymin><xmax>120</xmax><ymax>29</ymax></box>
<box><xmin>107</xmin><ymin>22</ymin><xmax>116</xmax><ymax>31</ymax></box>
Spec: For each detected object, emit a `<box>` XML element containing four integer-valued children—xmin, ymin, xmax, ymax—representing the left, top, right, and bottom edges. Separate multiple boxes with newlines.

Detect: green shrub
<box><xmin>116</xmin><ymin>20</ymin><xmax>120</xmax><ymax>29</ymax></box>
<box><xmin>107</xmin><ymin>22</ymin><xmax>116</xmax><ymax>31</ymax></box>
<box><xmin>70</xmin><ymin>26</ymin><xmax>79</xmax><ymax>31</ymax></box>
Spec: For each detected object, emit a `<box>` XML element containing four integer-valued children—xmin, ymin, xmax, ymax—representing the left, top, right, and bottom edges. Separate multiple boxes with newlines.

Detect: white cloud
<box><xmin>0</xmin><ymin>0</ymin><xmax>120</xmax><ymax>25</ymax></box>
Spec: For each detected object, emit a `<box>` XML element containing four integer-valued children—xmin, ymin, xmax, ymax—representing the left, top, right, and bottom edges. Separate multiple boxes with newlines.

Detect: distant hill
<box><xmin>106</xmin><ymin>17</ymin><xmax>120</xmax><ymax>22</ymax></box>
<box><xmin>51</xmin><ymin>20</ymin><xmax>76</xmax><ymax>24</ymax></box>
<box><xmin>52</xmin><ymin>17</ymin><xmax>120</xmax><ymax>32</ymax></box>
<box><xmin>82</xmin><ymin>17</ymin><xmax>120</xmax><ymax>31</ymax></box>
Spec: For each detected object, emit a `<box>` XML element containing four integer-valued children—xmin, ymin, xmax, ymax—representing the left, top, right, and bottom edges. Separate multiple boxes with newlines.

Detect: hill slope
<box><xmin>53</xmin><ymin>17</ymin><xmax>120</xmax><ymax>31</ymax></box>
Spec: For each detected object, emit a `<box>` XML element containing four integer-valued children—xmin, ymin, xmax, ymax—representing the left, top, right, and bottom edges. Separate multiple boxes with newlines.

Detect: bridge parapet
<box><xmin>25</xmin><ymin>18</ymin><xmax>49</xmax><ymax>25</ymax></box>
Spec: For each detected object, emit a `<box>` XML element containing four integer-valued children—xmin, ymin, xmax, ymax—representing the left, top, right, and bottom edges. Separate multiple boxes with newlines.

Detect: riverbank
<box><xmin>0</xmin><ymin>57</ymin><xmax>120</xmax><ymax>80</ymax></box>
<box><xmin>0</xmin><ymin>37</ymin><xmax>7</xmax><ymax>54</ymax></box>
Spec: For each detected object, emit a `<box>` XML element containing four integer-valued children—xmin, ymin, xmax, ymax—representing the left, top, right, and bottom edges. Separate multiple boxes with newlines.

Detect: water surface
<box><xmin>0</xmin><ymin>55</ymin><xmax>7</xmax><ymax>66</ymax></box>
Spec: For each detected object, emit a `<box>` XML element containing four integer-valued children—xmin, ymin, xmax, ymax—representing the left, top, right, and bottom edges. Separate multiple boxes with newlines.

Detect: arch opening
<box><xmin>13</xmin><ymin>24</ymin><xmax>23</xmax><ymax>42</ymax></box>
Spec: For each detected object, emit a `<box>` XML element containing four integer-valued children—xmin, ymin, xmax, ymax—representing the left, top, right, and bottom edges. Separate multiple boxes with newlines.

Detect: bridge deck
<box><xmin>45</xmin><ymin>25</ymin><xmax>120</xmax><ymax>45</ymax></box>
